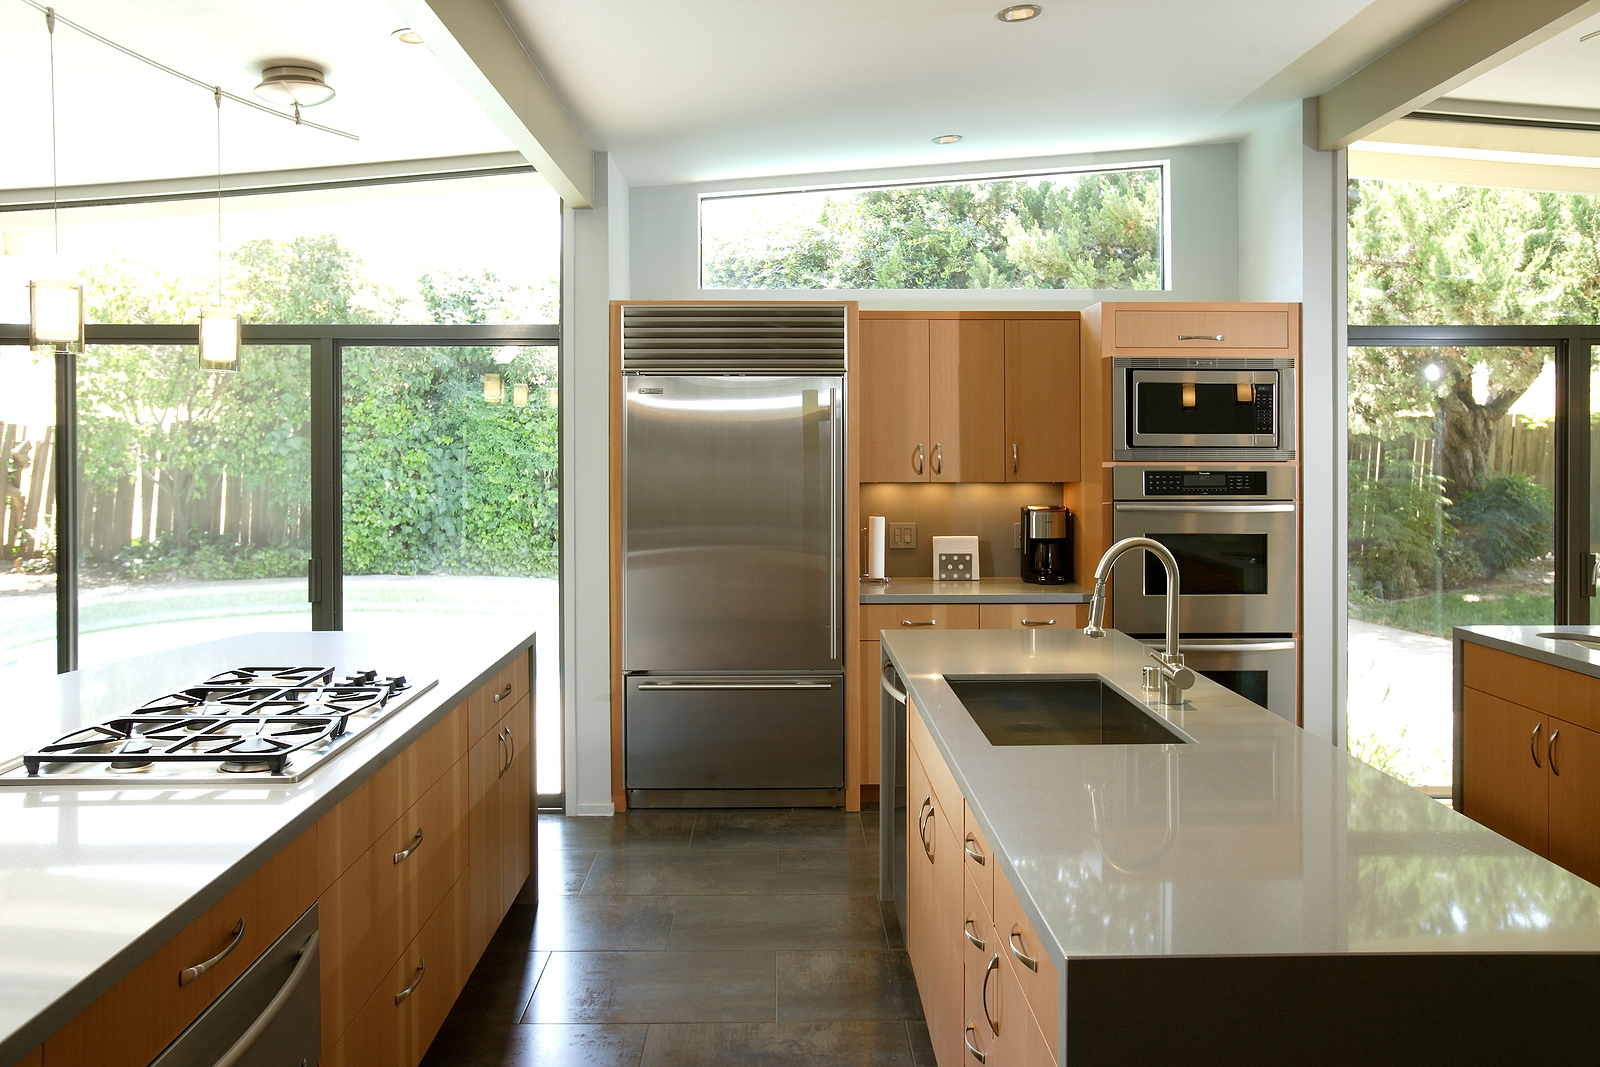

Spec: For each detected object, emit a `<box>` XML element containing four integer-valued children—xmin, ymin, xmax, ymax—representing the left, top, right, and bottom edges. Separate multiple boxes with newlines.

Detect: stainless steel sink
<box><xmin>1537</xmin><ymin>632</ymin><xmax>1600</xmax><ymax>650</ymax></box>
<box><xmin>945</xmin><ymin>676</ymin><xmax>1189</xmax><ymax>746</ymax></box>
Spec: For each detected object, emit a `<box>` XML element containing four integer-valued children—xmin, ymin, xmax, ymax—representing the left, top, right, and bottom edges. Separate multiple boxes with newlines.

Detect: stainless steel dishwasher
<box><xmin>149</xmin><ymin>903</ymin><xmax>320</xmax><ymax>1067</ymax></box>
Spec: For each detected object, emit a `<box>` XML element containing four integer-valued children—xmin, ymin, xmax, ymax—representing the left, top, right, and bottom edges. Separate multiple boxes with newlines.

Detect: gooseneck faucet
<box><xmin>1084</xmin><ymin>537</ymin><xmax>1195</xmax><ymax>707</ymax></box>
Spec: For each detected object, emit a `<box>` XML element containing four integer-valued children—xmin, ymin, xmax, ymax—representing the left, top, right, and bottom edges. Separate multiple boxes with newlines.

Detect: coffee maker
<box><xmin>1021</xmin><ymin>505</ymin><xmax>1073</xmax><ymax>584</ymax></box>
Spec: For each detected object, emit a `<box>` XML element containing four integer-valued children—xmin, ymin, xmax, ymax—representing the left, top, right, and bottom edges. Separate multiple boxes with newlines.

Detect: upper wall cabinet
<box><xmin>860</xmin><ymin>314</ymin><xmax>1079</xmax><ymax>483</ymax></box>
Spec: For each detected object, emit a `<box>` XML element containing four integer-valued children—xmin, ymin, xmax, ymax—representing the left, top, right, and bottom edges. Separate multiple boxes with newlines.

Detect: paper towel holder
<box><xmin>860</xmin><ymin>525</ymin><xmax>890</xmax><ymax>582</ymax></box>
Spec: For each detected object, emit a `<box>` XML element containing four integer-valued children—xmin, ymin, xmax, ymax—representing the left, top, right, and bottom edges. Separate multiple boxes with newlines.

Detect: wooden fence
<box><xmin>1</xmin><ymin>421</ymin><xmax>55</xmax><ymax>568</ymax></box>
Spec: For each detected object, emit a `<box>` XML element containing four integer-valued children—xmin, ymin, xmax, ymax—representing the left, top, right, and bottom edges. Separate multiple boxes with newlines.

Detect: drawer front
<box><xmin>908</xmin><ymin>707</ymin><xmax>962</xmax><ymax>840</ymax></box>
<box><xmin>317</xmin><ymin>776</ymin><xmax>375</xmax><ymax>894</ymax></box>
<box><xmin>961</xmin><ymin>872</ymin><xmax>998</xmax><ymax>1067</ymax></box>
<box><xmin>469</xmin><ymin>652</ymin><xmax>530</xmax><ymax>742</ymax></box>
<box><xmin>321</xmin><ymin>844</ymin><xmax>382</xmax><ymax>1053</ymax></box>
<box><xmin>378</xmin><ymin>760</ymin><xmax>469</xmax><ymax>963</ymax></box>
<box><xmin>863</xmin><ymin>603</ymin><xmax>981</xmax><ymax>639</ymax></box>
<box><xmin>993</xmin><ymin>866</ymin><xmax>1061</xmax><ymax>1058</ymax></box>
<box><xmin>977</xmin><ymin>603</ymin><xmax>1085</xmax><ymax>630</ymax></box>
<box><xmin>961</xmin><ymin>803</ymin><xmax>994</xmax><ymax>922</ymax></box>
<box><xmin>1461</xmin><ymin>641</ymin><xmax>1600</xmax><ymax>733</ymax></box>
<box><xmin>1113</xmin><ymin>308</ymin><xmax>1289</xmax><ymax>350</ymax></box>
<box><xmin>368</xmin><ymin>705</ymin><xmax>469</xmax><ymax>845</ymax></box>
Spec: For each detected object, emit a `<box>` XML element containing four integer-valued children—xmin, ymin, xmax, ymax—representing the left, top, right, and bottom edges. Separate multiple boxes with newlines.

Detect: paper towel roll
<box><xmin>867</xmin><ymin>516</ymin><xmax>886</xmax><ymax>580</ymax></box>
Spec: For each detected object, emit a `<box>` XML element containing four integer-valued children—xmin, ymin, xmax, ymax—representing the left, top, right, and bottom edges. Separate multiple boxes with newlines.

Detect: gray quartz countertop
<box><xmin>859</xmin><ymin>577</ymin><xmax>1091</xmax><ymax>604</ymax></box>
<box><xmin>1455</xmin><ymin>624</ymin><xmax>1600</xmax><ymax>678</ymax></box>
<box><xmin>0</xmin><ymin>629</ymin><xmax>534</xmax><ymax>1067</ymax></box>
<box><xmin>882</xmin><ymin>626</ymin><xmax>1600</xmax><ymax>963</ymax></box>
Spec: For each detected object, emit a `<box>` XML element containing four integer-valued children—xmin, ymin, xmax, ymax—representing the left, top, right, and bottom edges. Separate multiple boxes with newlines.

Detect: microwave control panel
<box><xmin>1143</xmin><ymin>470</ymin><xmax>1269</xmax><ymax>496</ymax></box>
<box><xmin>1252</xmin><ymin>385</ymin><xmax>1275</xmax><ymax>433</ymax></box>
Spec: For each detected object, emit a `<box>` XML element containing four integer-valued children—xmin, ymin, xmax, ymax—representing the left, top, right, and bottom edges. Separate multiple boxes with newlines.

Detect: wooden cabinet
<box><xmin>961</xmin><ymin>867</ymin><xmax>997</xmax><ymax>1066</ymax></box>
<box><xmin>1462</xmin><ymin>688</ymin><xmax>1548</xmax><ymax>854</ymax></box>
<box><xmin>863</xmin><ymin>603</ymin><xmax>980</xmax><ymax>636</ymax></box>
<box><xmin>469</xmin><ymin>692</ymin><xmax>533</xmax><ymax>959</ymax></box>
<box><xmin>859</xmin><ymin>314</ymin><xmax>1079</xmax><ymax>484</ymax></box>
<box><xmin>906</xmin><ymin>740</ymin><xmax>964</xmax><ymax>1067</ymax></box>
<box><xmin>977</xmin><ymin>604</ymin><xmax>1085</xmax><ymax>630</ymax></box>
<box><xmin>860</xmin><ymin>639</ymin><xmax>882</xmax><ymax>788</ymax></box>
<box><xmin>1109</xmin><ymin>307</ymin><xmax>1291</xmax><ymax>350</ymax></box>
<box><xmin>1548</xmin><ymin>718</ymin><xmax>1600</xmax><ymax>884</ymax></box>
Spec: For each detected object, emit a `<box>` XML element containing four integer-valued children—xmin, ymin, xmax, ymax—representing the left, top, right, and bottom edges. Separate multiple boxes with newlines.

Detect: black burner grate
<box><xmin>23</xmin><ymin>715</ymin><xmax>347</xmax><ymax>776</ymax></box>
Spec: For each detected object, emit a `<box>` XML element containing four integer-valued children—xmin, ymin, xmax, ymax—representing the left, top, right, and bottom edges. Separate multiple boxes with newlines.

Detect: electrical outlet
<box><xmin>889</xmin><ymin>522</ymin><xmax>916</xmax><ymax>549</ymax></box>
<box><xmin>1014</xmin><ymin>522</ymin><xmax>1022</xmax><ymax>550</ymax></box>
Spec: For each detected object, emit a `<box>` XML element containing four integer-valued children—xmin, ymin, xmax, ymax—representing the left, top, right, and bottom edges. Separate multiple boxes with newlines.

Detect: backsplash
<box><xmin>859</xmin><ymin>482</ymin><xmax>1066</xmax><ymax>578</ymax></box>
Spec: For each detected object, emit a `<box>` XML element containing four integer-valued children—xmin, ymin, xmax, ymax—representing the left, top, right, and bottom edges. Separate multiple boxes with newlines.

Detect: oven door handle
<box><xmin>1115</xmin><ymin>503</ymin><xmax>1296</xmax><ymax>514</ymax></box>
<box><xmin>1172</xmin><ymin>641</ymin><xmax>1297</xmax><ymax>653</ymax></box>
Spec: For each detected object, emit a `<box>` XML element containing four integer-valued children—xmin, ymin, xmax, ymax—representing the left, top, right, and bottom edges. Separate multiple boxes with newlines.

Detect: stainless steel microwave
<box><xmin>1112</xmin><ymin>357</ymin><xmax>1295</xmax><ymax>460</ymax></box>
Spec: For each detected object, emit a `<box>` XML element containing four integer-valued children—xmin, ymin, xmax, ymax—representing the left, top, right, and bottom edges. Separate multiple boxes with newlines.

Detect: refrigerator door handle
<box><xmin>829</xmin><ymin>386</ymin><xmax>840</xmax><ymax>662</ymax></box>
<box><xmin>637</xmin><ymin>680</ymin><xmax>836</xmax><ymax>691</ymax></box>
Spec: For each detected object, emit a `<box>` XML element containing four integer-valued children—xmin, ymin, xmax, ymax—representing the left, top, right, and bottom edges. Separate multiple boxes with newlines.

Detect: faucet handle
<box><xmin>1147</xmin><ymin>648</ymin><xmax>1196</xmax><ymax>690</ymax></box>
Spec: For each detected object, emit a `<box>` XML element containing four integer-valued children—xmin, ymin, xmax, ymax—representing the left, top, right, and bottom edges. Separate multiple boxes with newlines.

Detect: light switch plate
<box><xmin>889</xmin><ymin>523</ymin><xmax>916</xmax><ymax>549</ymax></box>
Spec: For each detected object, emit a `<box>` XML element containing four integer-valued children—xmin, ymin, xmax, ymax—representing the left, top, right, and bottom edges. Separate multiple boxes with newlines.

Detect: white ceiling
<box><xmin>1446</xmin><ymin>11</ymin><xmax>1600</xmax><ymax>113</ymax></box>
<box><xmin>0</xmin><ymin>0</ymin><xmax>514</xmax><ymax>192</ymax></box>
<box><xmin>496</xmin><ymin>0</ymin><xmax>1465</xmax><ymax>187</ymax></box>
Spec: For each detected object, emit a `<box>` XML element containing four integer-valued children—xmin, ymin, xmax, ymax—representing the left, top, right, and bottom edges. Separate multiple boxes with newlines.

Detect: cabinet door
<box><xmin>467</xmin><ymin>721</ymin><xmax>505</xmax><ymax>960</ymax></box>
<box><xmin>1547</xmin><ymin>716</ymin><xmax>1600</xmax><ymax>883</ymax></box>
<box><xmin>1004</xmin><ymin>320</ymin><xmax>1079</xmax><ymax>483</ymax></box>
<box><xmin>499</xmin><ymin>695</ymin><xmax>534</xmax><ymax>910</ymax></box>
<box><xmin>861</xmin><ymin>640</ymin><xmax>881</xmax><ymax>787</ymax></box>
<box><xmin>930</xmin><ymin>319</ymin><xmax>1006</xmax><ymax>483</ymax></box>
<box><xmin>861</xmin><ymin>318</ymin><xmax>931</xmax><ymax>482</ymax></box>
<box><xmin>962</xmin><ymin>869</ymin><xmax>998</xmax><ymax>1066</ymax></box>
<box><xmin>1461</xmin><ymin>688</ymin><xmax>1549</xmax><ymax>855</ymax></box>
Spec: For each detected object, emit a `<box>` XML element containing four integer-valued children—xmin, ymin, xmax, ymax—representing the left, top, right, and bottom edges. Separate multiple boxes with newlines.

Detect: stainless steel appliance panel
<box><xmin>1112</xmin><ymin>358</ymin><xmax>1295</xmax><ymax>460</ymax></box>
<box><xmin>149</xmin><ymin>903</ymin><xmax>320</xmax><ymax>1067</ymax></box>
<box><xmin>1143</xmin><ymin>638</ymin><xmax>1298</xmax><ymax>723</ymax></box>
<box><xmin>1112</xmin><ymin>499</ymin><xmax>1297</xmax><ymax>634</ymax></box>
<box><xmin>623</xmin><ymin>376</ymin><xmax>843</xmax><ymax>672</ymax></box>
<box><xmin>624</xmin><ymin>675</ymin><xmax>845</xmax><ymax>789</ymax></box>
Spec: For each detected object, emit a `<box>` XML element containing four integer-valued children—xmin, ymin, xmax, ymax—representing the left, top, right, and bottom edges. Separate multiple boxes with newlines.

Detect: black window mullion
<box><xmin>1563</xmin><ymin>338</ymin><xmax>1593</xmax><ymax>624</ymax></box>
<box><xmin>310</xmin><ymin>336</ymin><xmax>342</xmax><ymax>631</ymax></box>
<box><xmin>55</xmin><ymin>346</ymin><xmax>78</xmax><ymax>673</ymax></box>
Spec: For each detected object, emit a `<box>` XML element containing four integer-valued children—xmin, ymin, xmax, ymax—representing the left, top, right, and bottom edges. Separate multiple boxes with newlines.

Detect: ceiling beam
<box><xmin>1316</xmin><ymin>0</ymin><xmax>1600</xmax><ymax>152</ymax></box>
<box><xmin>1361</xmin><ymin>117</ymin><xmax>1600</xmax><ymax>160</ymax></box>
<box><xmin>387</xmin><ymin>0</ymin><xmax>594</xmax><ymax>207</ymax></box>
<box><xmin>1350</xmin><ymin>148</ymin><xmax>1600</xmax><ymax>195</ymax></box>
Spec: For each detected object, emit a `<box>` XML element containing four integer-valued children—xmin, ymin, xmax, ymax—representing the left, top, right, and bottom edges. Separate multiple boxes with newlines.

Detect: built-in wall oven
<box><xmin>1113</xmin><ymin>357</ymin><xmax>1295</xmax><ymax>461</ymax></box>
<box><xmin>1112</xmin><ymin>464</ymin><xmax>1298</xmax><ymax>722</ymax></box>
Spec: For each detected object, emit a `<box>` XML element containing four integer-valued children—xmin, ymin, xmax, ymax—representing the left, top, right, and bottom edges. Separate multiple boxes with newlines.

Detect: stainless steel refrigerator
<box><xmin>621</xmin><ymin>304</ymin><xmax>847</xmax><ymax>807</ymax></box>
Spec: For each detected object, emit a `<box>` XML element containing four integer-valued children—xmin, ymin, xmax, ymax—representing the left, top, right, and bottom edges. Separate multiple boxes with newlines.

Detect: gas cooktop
<box><xmin>0</xmin><ymin>665</ymin><xmax>437</xmax><ymax>787</ymax></box>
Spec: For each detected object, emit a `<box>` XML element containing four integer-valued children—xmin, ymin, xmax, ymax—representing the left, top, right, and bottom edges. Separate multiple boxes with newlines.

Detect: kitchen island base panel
<box><xmin>625</xmin><ymin>788</ymin><xmax>846</xmax><ymax>808</ymax></box>
<box><xmin>1065</xmin><ymin>953</ymin><xmax>1600</xmax><ymax>1064</ymax></box>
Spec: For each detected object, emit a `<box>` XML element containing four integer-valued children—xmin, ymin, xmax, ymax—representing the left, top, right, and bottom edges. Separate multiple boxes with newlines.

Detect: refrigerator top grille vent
<box><xmin>622</xmin><ymin>304</ymin><xmax>847</xmax><ymax>374</ymax></box>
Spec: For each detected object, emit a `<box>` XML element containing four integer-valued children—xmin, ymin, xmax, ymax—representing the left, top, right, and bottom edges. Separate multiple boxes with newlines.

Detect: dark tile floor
<box><xmin>420</xmin><ymin>808</ymin><xmax>932</xmax><ymax>1067</ymax></box>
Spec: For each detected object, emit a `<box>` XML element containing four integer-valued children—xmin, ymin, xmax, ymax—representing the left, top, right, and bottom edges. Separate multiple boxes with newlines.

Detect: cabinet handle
<box><xmin>964</xmin><ymin>1023</ymin><xmax>987</xmax><ymax>1064</ymax></box>
<box><xmin>932</xmin><ymin>443</ymin><xmax>942</xmax><ymax>475</ymax></box>
<box><xmin>964</xmin><ymin>833</ymin><xmax>986</xmax><ymax>865</ymax></box>
<box><xmin>913</xmin><ymin>443</ymin><xmax>924</xmax><ymax>475</ymax></box>
<box><xmin>1178</xmin><ymin>334</ymin><xmax>1224</xmax><ymax>341</ymax></box>
<box><xmin>901</xmin><ymin>619</ymin><xmax>936</xmax><ymax>627</ymax></box>
<box><xmin>179</xmin><ymin>918</ymin><xmax>245</xmax><ymax>986</ymax></box>
<box><xmin>507</xmin><ymin>723</ymin><xmax>516</xmax><ymax>770</ymax></box>
<box><xmin>393</xmin><ymin>827</ymin><xmax>424</xmax><ymax>865</ymax></box>
<box><xmin>1550</xmin><ymin>729</ymin><xmax>1561</xmax><ymax>776</ymax></box>
<box><xmin>394</xmin><ymin>958</ymin><xmax>426</xmax><ymax>1005</ymax></box>
<box><xmin>498</xmin><ymin>729</ymin><xmax>510</xmax><ymax>777</ymax></box>
<box><xmin>1020</xmin><ymin>619</ymin><xmax>1055</xmax><ymax>627</ymax></box>
<box><xmin>964</xmin><ymin>914</ymin><xmax>987</xmax><ymax>951</ymax></box>
<box><xmin>917</xmin><ymin>796</ymin><xmax>934</xmax><ymax>861</ymax></box>
<box><xmin>983</xmin><ymin>952</ymin><xmax>1000</xmax><ymax>1035</ymax></box>
<box><xmin>1532</xmin><ymin>722</ymin><xmax>1543</xmax><ymax>768</ymax></box>
<box><xmin>493</xmin><ymin>683</ymin><xmax>513</xmax><ymax>704</ymax></box>
<box><xmin>1009</xmin><ymin>924</ymin><xmax>1038</xmax><ymax>972</ymax></box>
<box><xmin>1011</xmin><ymin>443</ymin><xmax>1018</xmax><ymax>474</ymax></box>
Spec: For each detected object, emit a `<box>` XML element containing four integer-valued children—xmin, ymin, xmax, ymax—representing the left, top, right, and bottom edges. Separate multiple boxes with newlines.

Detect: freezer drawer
<box><xmin>624</xmin><ymin>675</ymin><xmax>845</xmax><ymax>790</ymax></box>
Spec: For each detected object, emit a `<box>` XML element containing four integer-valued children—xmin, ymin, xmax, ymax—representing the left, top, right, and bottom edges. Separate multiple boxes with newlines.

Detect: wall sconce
<box><xmin>29</xmin><ymin>278</ymin><xmax>84</xmax><ymax>351</ymax></box>
<box><xmin>512</xmin><ymin>382</ymin><xmax>529</xmax><ymax>408</ymax></box>
<box><xmin>198</xmin><ymin>307</ymin><xmax>242</xmax><ymax>371</ymax></box>
<box><xmin>482</xmin><ymin>373</ymin><xmax>504</xmax><ymax>404</ymax></box>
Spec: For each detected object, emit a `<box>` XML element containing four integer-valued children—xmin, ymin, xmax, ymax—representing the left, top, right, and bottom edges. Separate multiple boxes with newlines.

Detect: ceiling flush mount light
<box><xmin>391</xmin><ymin>27</ymin><xmax>424</xmax><ymax>44</ymax></box>
<box><xmin>253</xmin><ymin>64</ymin><xmax>336</xmax><ymax>108</ymax></box>
<box><xmin>933</xmin><ymin>134</ymin><xmax>963</xmax><ymax>145</ymax></box>
<box><xmin>997</xmin><ymin>4</ymin><xmax>1042</xmax><ymax>22</ymax></box>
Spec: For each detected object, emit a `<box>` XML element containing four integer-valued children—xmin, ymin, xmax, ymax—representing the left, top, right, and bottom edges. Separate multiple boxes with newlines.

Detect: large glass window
<box><xmin>700</xmin><ymin>165</ymin><xmax>1165</xmax><ymax>291</ymax></box>
<box><xmin>0</xmin><ymin>346</ymin><xmax>56</xmax><ymax>697</ymax></box>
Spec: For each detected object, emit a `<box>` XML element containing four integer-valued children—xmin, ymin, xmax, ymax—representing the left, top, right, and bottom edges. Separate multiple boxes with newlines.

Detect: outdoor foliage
<box><xmin>702</xmin><ymin>168</ymin><xmax>1163</xmax><ymax>290</ymax></box>
<box><xmin>1347</xmin><ymin>459</ymin><xmax>1480</xmax><ymax>600</ymax></box>
<box><xmin>1452</xmin><ymin>473</ymin><xmax>1554</xmax><ymax>578</ymax></box>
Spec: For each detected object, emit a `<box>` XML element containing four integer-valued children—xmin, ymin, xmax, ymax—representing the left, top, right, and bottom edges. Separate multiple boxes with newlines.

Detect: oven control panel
<box><xmin>1143</xmin><ymin>470</ymin><xmax>1269</xmax><ymax>496</ymax></box>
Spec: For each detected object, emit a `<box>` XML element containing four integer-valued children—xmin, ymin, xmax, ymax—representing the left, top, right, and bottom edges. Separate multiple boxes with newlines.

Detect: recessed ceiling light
<box><xmin>254</xmin><ymin>64</ymin><xmax>336</xmax><ymax>107</ymax></box>
<box><xmin>997</xmin><ymin>4</ymin><xmax>1042</xmax><ymax>21</ymax></box>
<box><xmin>392</xmin><ymin>27</ymin><xmax>424</xmax><ymax>44</ymax></box>
<box><xmin>933</xmin><ymin>134</ymin><xmax>963</xmax><ymax>144</ymax></box>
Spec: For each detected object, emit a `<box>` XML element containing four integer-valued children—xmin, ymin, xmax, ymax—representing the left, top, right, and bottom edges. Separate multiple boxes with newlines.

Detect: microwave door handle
<box><xmin>1115</xmin><ymin>503</ymin><xmax>1296</xmax><ymax>514</ymax></box>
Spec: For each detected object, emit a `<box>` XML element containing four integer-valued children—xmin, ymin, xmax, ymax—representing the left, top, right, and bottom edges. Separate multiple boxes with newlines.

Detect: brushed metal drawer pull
<box><xmin>964</xmin><ymin>1023</ymin><xmax>987</xmax><ymax>1064</ymax></box>
<box><xmin>394</xmin><ymin>827</ymin><xmax>424</xmax><ymax>864</ymax></box>
<box><xmin>1012</xmin><ymin>443</ymin><xmax>1018</xmax><ymax>474</ymax></box>
<box><xmin>917</xmin><ymin>796</ymin><xmax>934</xmax><ymax>861</ymax></box>
<box><xmin>395</xmin><ymin>958</ymin><xmax>426</xmax><ymax>1005</ymax></box>
<box><xmin>964</xmin><ymin>914</ymin><xmax>986</xmax><ymax>951</ymax></box>
<box><xmin>1009</xmin><ymin>924</ymin><xmax>1038</xmax><ymax>971</ymax></box>
<box><xmin>1532</xmin><ymin>722</ymin><xmax>1543</xmax><ymax>768</ymax></box>
<box><xmin>493</xmin><ymin>683</ymin><xmax>513</xmax><ymax>703</ymax></box>
<box><xmin>901</xmin><ymin>619</ymin><xmax>936</xmax><ymax>627</ymax></box>
<box><xmin>1020</xmin><ymin>619</ymin><xmax>1054</xmax><ymax>627</ymax></box>
<box><xmin>913</xmin><ymin>443</ymin><xmax>924</xmax><ymax>474</ymax></box>
<box><xmin>983</xmin><ymin>953</ymin><xmax>1000</xmax><ymax>1035</ymax></box>
<box><xmin>180</xmin><ymin>918</ymin><xmax>245</xmax><ymax>986</ymax></box>
<box><xmin>932</xmin><ymin>443</ymin><xmax>942</xmax><ymax>475</ymax></box>
<box><xmin>1550</xmin><ymin>729</ymin><xmax>1561</xmax><ymax>776</ymax></box>
<box><xmin>964</xmin><ymin>833</ymin><xmax>986</xmax><ymax>865</ymax></box>
<box><xmin>498</xmin><ymin>729</ymin><xmax>510</xmax><ymax>777</ymax></box>
<box><xmin>1178</xmin><ymin>334</ymin><xmax>1224</xmax><ymax>341</ymax></box>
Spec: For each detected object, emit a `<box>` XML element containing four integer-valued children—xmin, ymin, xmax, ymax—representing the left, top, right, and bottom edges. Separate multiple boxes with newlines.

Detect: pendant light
<box><xmin>28</xmin><ymin>7</ymin><xmax>84</xmax><ymax>353</ymax></box>
<box><xmin>511</xmin><ymin>382</ymin><xmax>529</xmax><ymax>408</ymax></box>
<box><xmin>199</xmin><ymin>86</ymin><xmax>241</xmax><ymax>372</ymax></box>
<box><xmin>481</xmin><ymin>373</ymin><xmax>504</xmax><ymax>404</ymax></box>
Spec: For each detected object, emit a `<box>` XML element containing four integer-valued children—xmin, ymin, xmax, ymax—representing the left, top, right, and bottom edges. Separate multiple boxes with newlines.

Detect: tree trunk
<box><xmin>1435</xmin><ymin>400</ymin><xmax>1500</xmax><ymax>499</ymax></box>
<box><xmin>139</xmin><ymin>459</ymin><xmax>155</xmax><ymax>544</ymax></box>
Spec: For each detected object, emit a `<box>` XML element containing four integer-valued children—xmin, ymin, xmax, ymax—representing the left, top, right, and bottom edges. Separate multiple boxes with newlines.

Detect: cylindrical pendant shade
<box><xmin>482</xmin><ymin>373</ymin><xmax>503</xmax><ymax>404</ymax></box>
<box><xmin>198</xmin><ymin>308</ymin><xmax>241</xmax><ymax>371</ymax></box>
<box><xmin>29</xmin><ymin>278</ymin><xmax>84</xmax><ymax>350</ymax></box>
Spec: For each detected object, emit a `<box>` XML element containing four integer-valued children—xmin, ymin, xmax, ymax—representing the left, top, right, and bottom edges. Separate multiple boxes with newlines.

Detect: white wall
<box><xmin>560</xmin><ymin>152</ymin><xmax>628</xmax><ymax>815</ymax></box>
<box><xmin>1237</xmin><ymin>101</ymin><xmax>1348</xmax><ymax>748</ymax></box>
<box><xmin>629</xmin><ymin>144</ymin><xmax>1241</xmax><ymax>307</ymax></box>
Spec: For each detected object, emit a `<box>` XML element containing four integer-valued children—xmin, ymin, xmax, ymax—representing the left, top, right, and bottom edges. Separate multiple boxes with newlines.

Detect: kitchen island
<box><xmin>860</xmin><ymin>577</ymin><xmax>1091</xmax><ymax>605</ymax></box>
<box><xmin>0</xmin><ymin>629</ymin><xmax>534</xmax><ymax>1067</ymax></box>
<box><xmin>881</xmin><ymin>626</ymin><xmax>1600</xmax><ymax>1064</ymax></box>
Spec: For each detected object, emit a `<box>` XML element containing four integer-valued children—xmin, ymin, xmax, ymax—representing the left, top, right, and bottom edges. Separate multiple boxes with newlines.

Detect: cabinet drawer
<box><xmin>909</xmin><ymin>708</ymin><xmax>962</xmax><ymax>844</ymax></box>
<box><xmin>468</xmin><ymin>653</ymin><xmax>530</xmax><ymax>743</ymax></box>
<box><xmin>367</xmin><ymin>705</ymin><xmax>469</xmax><ymax>846</ymax></box>
<box><xmin>862</xmin><ymin>603</ymin><xmax>980</xmax><ymax>638</ymax></box>
<box><xmin>993</xmin><ymin>866</ymin><xmax>1061</xmax><ymax>1059</ymax></box>
<box><xmin>376</xmin><ymin>759</ymin><xmax>469</xmax><ymax>967</ymax></box>
<box><xmin>1113</xmin><ymin>308</ymin><xmax>1289</xmax><ymax>350</ymax></box>
<box><xmin>961</xmin><ymin>872</ymin><xmax>998</xmax><ymax>1067</ymax></box>
<box><xmin>1462</xmin><ymin>642</ymin><xmax>1600</xmax><ymax>734</ymax></box>
<box><xmin>961</xmin><ymin>804</ymin><xmax>994</xmax><ymax>922</ymax></box>
<box><xmin>977</xmin><ymin>604</ymin><xmax>1085</xmax><ymax>630</ymax></box>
